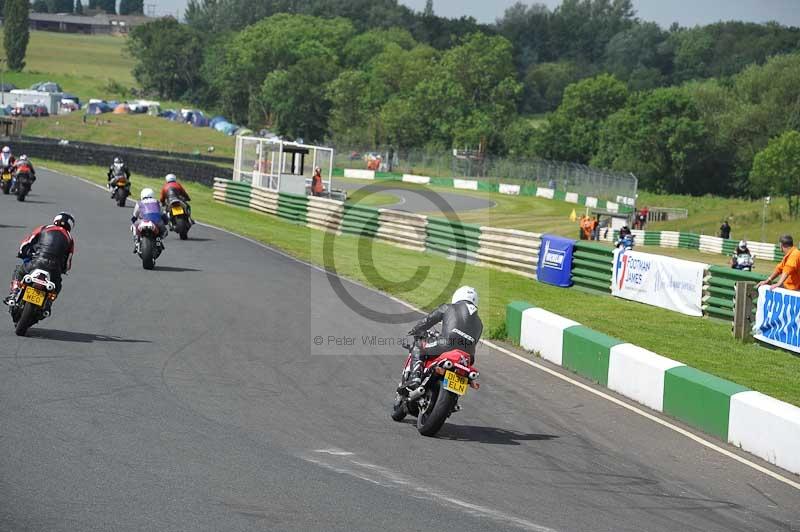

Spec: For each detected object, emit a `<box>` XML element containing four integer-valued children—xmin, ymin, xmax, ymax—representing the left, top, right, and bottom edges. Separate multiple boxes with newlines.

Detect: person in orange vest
<box><xmin>580</xmin><ymin>216</ymin><xmax>594</xmax><ymax>240</ymax></box>
<box><xmin>311</xmin><ymin>167</ymin><xmax>324</xmax><ymax>197</ymax></box>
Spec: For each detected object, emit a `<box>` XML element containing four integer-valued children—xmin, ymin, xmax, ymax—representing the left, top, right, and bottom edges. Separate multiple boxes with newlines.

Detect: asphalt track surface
<box><xmin>334</xmin><ymin>179</ymin><xmax>495</xmax><ymax>213</ymax></box>
<box><xmin>0</xmin><ymin>169</ymin><xmax>798</xmax><ymax>532</ymax></box>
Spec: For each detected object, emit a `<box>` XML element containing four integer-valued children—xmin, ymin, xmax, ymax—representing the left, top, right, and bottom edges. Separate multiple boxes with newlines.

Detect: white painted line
<box><xmin>481</xmin><ymin>339</ymin><xmax>800</xmax><ymax>492</ymax></box>
<box><xmin>48</xmin><ymin>166</ymin><xmax>800</xmax><ymax>491</ymax></box>
<box><xmin>302</xmin><ymin>451</ymin><xmax>558</xmax><ymax>532</ymax></box>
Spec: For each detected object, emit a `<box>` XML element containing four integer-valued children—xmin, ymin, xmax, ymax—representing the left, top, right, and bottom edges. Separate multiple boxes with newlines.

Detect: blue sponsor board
<box><xmin>755</xmin><ymin>287</ymin><xmax>800</xmax><ymax>353</ymax></box>
<box><xmin>537</xmin><ymin>234</ymin><xmax>574</xmax><ymax>287</ymax></box>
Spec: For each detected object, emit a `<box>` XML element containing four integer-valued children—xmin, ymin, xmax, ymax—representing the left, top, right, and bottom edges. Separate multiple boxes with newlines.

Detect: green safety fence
<box><xmin>679</xmin><ymin>232</ymin><xmax>700</xmax><ymax>250</ymax></box>
<box><xmin>340</xmin><ymin>203</ymin><xmax>381</xmax><ymax>238</ymax></box>
<box><xmin>277</xmin><ymin>192</ymin><xmax>308</xmax><ymax>224</ymax></box>
<box><xmin>425</xmin><ymin>217</ymin><xmax>481</xmax><ymax>256</ymax></box>
<box><xmin>222</xmin><ymin>180</ymin><xmax>253</xmax><ymax>209</ymax></box>
<box><xmin>703</xmin><ymin>266</ymin><xmax>766</xmax><ymax>321</ymax></box>
<box><xmin>643</xmin><ymin>231</ymin><xmax>661</xmax><ymax>246</ymax></box>
<box><xmin>571</xmin><ymin>241</ymin><xmax>614</xmax><ymax>293</ymax></box>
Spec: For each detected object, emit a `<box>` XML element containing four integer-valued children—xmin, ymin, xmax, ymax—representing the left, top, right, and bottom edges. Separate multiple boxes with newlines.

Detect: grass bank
<box><xmin>41</xmin><ymin>160</ymin><xmax>800</xmax><ymax>406</ymax></box>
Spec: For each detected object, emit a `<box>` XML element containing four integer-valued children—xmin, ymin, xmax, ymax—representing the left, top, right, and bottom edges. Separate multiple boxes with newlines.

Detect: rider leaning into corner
<box><xmin>405</xmin><ymin>286</ymin><xmax>483</xmax><ymax>387</ymax></box>
<box><xmin>159</xmin><ymin>174</ymin><xmax>194</xmax><ymax>224</ymax></box>
<box><xmin>131</xmin><ymin>188</ymin><xmax>168</xmax><ymax>250</ymax></box>
<box><xmin>4</xmin><ymin>212</ymin><xmax>75</xmax><ymax>307</ymax></box>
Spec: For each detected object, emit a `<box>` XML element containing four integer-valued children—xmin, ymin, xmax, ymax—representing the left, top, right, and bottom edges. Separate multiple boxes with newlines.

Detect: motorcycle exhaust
<box><xmin>43</xmin><ymin>310</ymin><xmax>50</xmax><ymax>318</ymax></box>
<box><xmin>442</xmin><ymin>360</ymin><xmax>454</xmax><ymax>370</ymax></box>
<box><xmin>407</xmin><ymin>386</ymin><xmax>426</xmax><ymax>401</ymax></box>
<box><xmin>468</xmin><ymin>371</ymin><xmax>479</xmax><ymax>380</ymax></box>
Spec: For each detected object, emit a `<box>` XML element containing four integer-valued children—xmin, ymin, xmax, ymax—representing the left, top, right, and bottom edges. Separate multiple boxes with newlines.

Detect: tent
<box><xmin>188</xmin><ymin>110</ymin><xmax>208</xmax><ymax>127</ymax></box>
<box><xmin>236</xmin><ymin>128</ymin><xmax>254</xmax><ymax>137</ymax></box>
<box><xmin>85</xmin><ymin>102</ymin><xmax>111</xmax><ymax>115</ymax></box>
<box><xmin>113</xmin><ymin>103</ymin><xmax>131</xmax><ymax>114</ymax></box>
<box><xmin>214</xmin><ymin>121</ymin><xmax>238</xmax><ymax>135</ymax></box>
<box><xmin>159</xmin><ymin>110</ymin><xmax>178</xmax><ymax>120</ymax></box>
<box><xmin>147</xmin><ymin>104</ymin><xmax>162</xmax><ymax>116</ymax></box>
<box><xmin>209</xmin><ymin>115</ymin><xmax>226</xmax><ymax>128</ymax></box>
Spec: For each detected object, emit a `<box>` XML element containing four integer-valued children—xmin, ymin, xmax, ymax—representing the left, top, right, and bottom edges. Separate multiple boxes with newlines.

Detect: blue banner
<box><xmin>754</xmin><ymin>286</ymin><xmax>800</xmax><ymax>353</ymax></box>
<box><xmin>537</xmin><ymin>234</ymin><xmax>575</xmax><ymax>287</ymax></box>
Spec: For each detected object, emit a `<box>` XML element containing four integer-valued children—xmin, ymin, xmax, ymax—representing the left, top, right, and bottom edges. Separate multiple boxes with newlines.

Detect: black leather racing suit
<box><xmin>409</xmin><ymin>301</ymin><xmax>483</xmax><ymax>370</ymax></box>
<box><xmin>13</xmin><ymin>224</ymin><xmax>74</xmax><ymax>295</ymax></box>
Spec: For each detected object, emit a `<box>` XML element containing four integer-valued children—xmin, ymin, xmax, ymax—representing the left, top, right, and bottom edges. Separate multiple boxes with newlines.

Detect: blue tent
<box><xmin>214</xmin><ymin>121</ymin><xmax>238</xmax><ymax>135</ymax></box>
<box><xmin>86</xmin><ymin>102</ymin><xmax>111</xmax><ymax>115</ymax></box>
<box><xmin>209</xmin><ymin>115</ymin><xmax>226</xmax><ymax>128</ymax></box>
<box><xmin>188</xmin><ymin>110</ymin><xmax>208</xmax><ymax>127</ymax></box>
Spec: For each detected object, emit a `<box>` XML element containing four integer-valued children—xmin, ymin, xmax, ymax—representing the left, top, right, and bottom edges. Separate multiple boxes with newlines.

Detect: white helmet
<box><xmin>2</xmin><ymin>146</ymin><xmax>9</xmax><ymax>154</ymax></box>
<box><xmin>452</xmin><ymin>286</ymin><xmax>478</xmax><ymax>306</ymax></box>
<box><xmin>18</xmin><ymin>154</ymin><xmax>27</xmax><ymax>161</ymax></box>
<box><xmin>165</xmin><ymin>174</ymin><xmax>177</xmax><ymax>183</ymax></box>
<box><xmin>140</xmin><ymin>187</ymin><xmax>154</xmax><ymax>200</ymax></box>
<box><xmin>739</xmin><ymin>240</ymin><xmax>747</xmax><ymax>248</ymax></box>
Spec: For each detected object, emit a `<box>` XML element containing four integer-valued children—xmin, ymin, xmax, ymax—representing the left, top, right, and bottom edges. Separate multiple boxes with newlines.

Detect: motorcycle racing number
<box><xmin>443</xmin><ymin>370</ymin><xmax>468</xmax><ymax>396</ymax></box>
<box><xmin>171</xmin><ymin>206</ymin><xmax>185</xmax><ymax>216</ymax></box>
<box><xmin>22</xmin><ymin>287</ymin><xmax>46</xmax><ymax>307</ymax></box>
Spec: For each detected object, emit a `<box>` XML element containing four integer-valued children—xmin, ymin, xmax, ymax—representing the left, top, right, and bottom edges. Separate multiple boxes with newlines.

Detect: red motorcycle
<box><xmin>392</xmin><ymin>331</ymin><xmax>480</xmax><ymax>436</ymax></box>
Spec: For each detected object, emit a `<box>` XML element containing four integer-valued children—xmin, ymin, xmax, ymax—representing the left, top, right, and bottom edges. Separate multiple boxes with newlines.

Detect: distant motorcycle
<box><xmin>391</xmin><ymin>330</ymin><xmax>480</xmax><ymax>437</ymax></box>
<box><xmin>1</xmin><ymin>167</ymin><xmax>12</xmax><ymax>194</ymax></box>
<box><xmin>165</xmin><ymin>198</ymin><xmax>190</xmax><ymax>240</ymax></box>
<box><xmin>616</xmin><ymin>233</ymin><xmax>635</xmax><ymax>250</ymax></box>
<box><xmin>12</xmin><ymin>170</ymin><xmax>34</xmax><ymax>202</ymax></box>
<box><xmin>732</xmin><ymin>253</ymin><xmax>754</xmax><ymax>271</ymax></box>
<box><xmin>132</xmin><ymin>220</ymin><xmax>164</xmax><ymax>270</ymax></box>
<box><xmin>109</xmin><ymin>172</ymin><xmax>130</xmax><ymax>207</ymax></box>
<box><xmin>7</xmin><ymin>263</ymin><xmax>58</xmax><ymax>336</ymax></box>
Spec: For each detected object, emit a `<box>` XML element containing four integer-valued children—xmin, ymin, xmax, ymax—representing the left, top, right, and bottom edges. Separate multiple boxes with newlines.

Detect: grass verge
<box><xmin>41</xmin><ymin>160</ymin><xmax>800</xmax><ymax>406</ymax></box>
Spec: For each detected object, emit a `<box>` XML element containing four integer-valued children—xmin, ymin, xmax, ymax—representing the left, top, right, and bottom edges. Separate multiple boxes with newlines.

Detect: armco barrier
<box><xmin>306</xmin><ymin>196</ymin><xmax>344</xmax><ymax>233</ymax></box>
<box><xmin>571</xmin><ymin>241</ymin><xmax>613</xmax><ymax>293</ymax></box>
<box><xmin>506</xmin><ymin>301</ymin><xmax>800</xmax><ymax>475</ymax></box>
<box><xmin>340</xmin><ymin>203</ymin><xmax>380</xmax><ymax>238</ymax></box>
<box><xmin>702</xmin><ymin>266</ymin><xmax>765</xmax><ymax>320</ymax></box>
<box><xmin>377</xmin><ymin>210</ymin><xmax>427</xmax><ymax>251</ymax></box>
<box><xmin>277</xmin><ymin>193</ymin><xmax>308</xmax><ymax>224</ymax></box>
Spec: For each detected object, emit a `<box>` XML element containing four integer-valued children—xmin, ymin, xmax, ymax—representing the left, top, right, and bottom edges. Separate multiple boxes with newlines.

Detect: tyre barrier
<box><xmin>213</xmin><ymin>178</ymin><xmax>541</xmax><ymax>277</ymax></box>
<box><xmin>506</xmin><ymin>301</ymin><xmax>800</xmax><ymax>475</ymax></box>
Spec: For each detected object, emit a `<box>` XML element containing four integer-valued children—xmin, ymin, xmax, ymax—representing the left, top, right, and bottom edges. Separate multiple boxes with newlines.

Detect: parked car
<box><xmin>29</xmin><ymin>81</ymin><xmax>62</xmax><ymax>93</ymax></box>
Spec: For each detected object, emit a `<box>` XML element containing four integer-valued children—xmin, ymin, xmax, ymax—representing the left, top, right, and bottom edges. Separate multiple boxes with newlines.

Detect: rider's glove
<box><xmin>130</xmin><ymin>216</ymin><xmax>136</xmax><ymax>224</ymax></box>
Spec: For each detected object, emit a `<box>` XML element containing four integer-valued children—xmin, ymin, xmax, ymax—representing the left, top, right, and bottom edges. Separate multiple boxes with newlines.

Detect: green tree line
<box><xmin>126</xmin><ymin>1</ymin><xmax>800</xmax><ymax>199</ymax></box>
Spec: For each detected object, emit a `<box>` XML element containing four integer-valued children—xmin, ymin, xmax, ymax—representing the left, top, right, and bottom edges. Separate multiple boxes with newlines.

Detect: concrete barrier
<box><xmin>402</xmin><ymin>174</ymin><xmax>431</xmax><ymax>185</ymax></box>
<box><xmin>505</xmin><ymin>301</ymin><xmax>800</xmax><ymax>475</ymax></box>
<box><xmin>344</xmin><ymin>169</ymin><xmax>375</xmax><ymax>180</ymax></box>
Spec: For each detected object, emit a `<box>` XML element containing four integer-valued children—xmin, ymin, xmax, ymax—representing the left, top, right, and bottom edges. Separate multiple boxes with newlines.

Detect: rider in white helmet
<box><xmin>0</xmin><ymin>145</ymin><xmax>15</xmax><ymax>169</ymax></box>
<box><xmin>160</xmin><ymin>173</ymin><xmax>193</xmax><ymax>223</ymax></box>
<box><xmin>405</xmin><ymin>286</ymin><xmax>483</xmax><ymax>386</ymax></box>
<box><xmin>131</xmin><ymin>187</ymin><xmax>168</xmax><ymax>250</ymax></box>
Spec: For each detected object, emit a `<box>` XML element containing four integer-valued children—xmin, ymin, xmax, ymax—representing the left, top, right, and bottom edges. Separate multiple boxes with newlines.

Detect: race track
<box><xmin>0</xmin><ymin>169</ymin><xmax>797</xmax><ymax>532</ymax></box>
<box><xmin>334</xmin><ymin>179</ymin><xmax>495</xmax><ymax>213</ymax></box>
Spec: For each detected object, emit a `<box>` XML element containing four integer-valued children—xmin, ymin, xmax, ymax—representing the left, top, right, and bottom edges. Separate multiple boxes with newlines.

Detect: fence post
<box><xmin>733</xmin><ymin>281</ymin><xmax>757</xmax><ymax>341</ymax></box>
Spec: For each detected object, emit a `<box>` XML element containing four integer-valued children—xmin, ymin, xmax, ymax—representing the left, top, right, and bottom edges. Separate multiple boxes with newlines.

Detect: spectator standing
<box><xmin>637</xmin><ymin>207</ymin><xmax>648</xmax><ymax>230</ymax></box>
<box><xmin>311</xmin><ymin>166</ymin><xmax>324</xmax><ymax>197</ymax></box>
<box><xmin>758</xmin><ymin>235</ymin><xmax>800</xmax><ymax>290</ymax></box>
<box><xmin>720</xmin><ymin>220</ymin><xmax>731</xmax><ymax>240</ymax></box>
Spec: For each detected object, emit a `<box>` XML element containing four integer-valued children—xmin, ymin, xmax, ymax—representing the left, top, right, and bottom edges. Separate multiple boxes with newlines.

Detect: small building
<box><xmin>26</xmin><ymin>13</ymin><xmax>153</xmax><ymax>35</ymax></box>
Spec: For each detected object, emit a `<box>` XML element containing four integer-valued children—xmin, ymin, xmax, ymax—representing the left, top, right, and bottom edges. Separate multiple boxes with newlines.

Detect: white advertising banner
<box><xmin>611</xmin><ymin>249</ymin><xmax>707</xmax><ymax>317</ymax></box>
<box><xmin>753</xmin><ymin>286</ymin><xmax>800</xmax><ymax>354</ymax></box>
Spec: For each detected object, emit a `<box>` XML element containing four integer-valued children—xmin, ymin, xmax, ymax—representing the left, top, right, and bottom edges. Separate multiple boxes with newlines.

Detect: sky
<box><xmin>153</xmin><ymin>0</ymin><xmax>800</xmax><ymax>28</ymax></box>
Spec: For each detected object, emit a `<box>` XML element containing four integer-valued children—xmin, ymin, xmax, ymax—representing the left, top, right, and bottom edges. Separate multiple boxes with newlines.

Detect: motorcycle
<box><xmin>165</xmin><ymin>198</ymin><xmax>190</xmax><ymax>240</ymax></box>
<box><xmin>8</xmin><ymin>265</ymin><xmax>58</xmax><ymax>336</ymax></box>
<box><xmin>616</xmin><ymin>233</ymin><xmax>635</xmax><ymax>250</ymax></box>
<box><xmin>109</xmin><ymin>173</ymin><xmax>130</xmax><ymax>207</ymax></box>
<box><xmin>13</xmin><ymin>171</ymin><xmax>33</xmax><ymax>202</ymax></box>
<box><xmin>1</xmin><ymin>167</ymin><xmax>12</xmax><ymax>194</ymax></box>
<box><xmin>132</xmin><ymin>220</ymin><xmax>164</xmax><ymax>270</ymax></box>
<box><xmin>733</xmin><ymin>253</ymin><xmax>754</xmax><ymax>271</ymax></box>
<box><xmin>391</xmin><ymin>330</ymin><xmax>480</xmax><ymax>437</ymax></box>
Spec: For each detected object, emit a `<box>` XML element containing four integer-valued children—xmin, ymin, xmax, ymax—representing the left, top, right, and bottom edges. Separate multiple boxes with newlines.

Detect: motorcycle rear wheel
<box><xmin>416</xmin><ymin>381</ymin><xmax>458</xmax><ymax>437</ymax></box>
<box><xmin>15</xmin><ymin>302</ymin><xmax>37</xmax><ymax>336</ymax></box>
<box><xmin>140</xmin><ymin>237</ymin><xmax>156</xmax><ymax>270</ymax></box>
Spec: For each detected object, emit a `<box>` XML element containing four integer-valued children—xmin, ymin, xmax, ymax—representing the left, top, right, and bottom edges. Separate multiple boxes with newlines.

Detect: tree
<box><xmin>423</xmin><ymin>0</ymin><xmax>433</xmax><ymax>17</ymax></box>
<box><xmin>47</xmin><ymin>0</ymin><xmax>74</xmax><ymax>12</ymax></box>
<box><xmin>593</xmin><ymin>87</ymin><xmax>709</xmax><ymax>193</ymax></box>
<box><xmin>751</xmin><ymin>131</ymin><xmax>800</xmax><ymax>218</ymax></box>
<box><xmin>4</xmin><ymin>0</ymin><xmax>30</xmax><ymax>71</ymax></box>
<box><xmin>96</xmin><ymin>0</ymin><xmax>115</xmax><ymax>14</ymax></box>
<box><xmin>603</xmin><ymin>21</ymin><xmax>671</xmax><ymax>90</ymax></box>
<box><xmin>120</xmin><ymin>0</ymin><xmax>145</xmax><ymax>15</ymax></box>
<box><xmin>524</xmin><ymin>61</ymin><xmax>586</xmax><ymax>112</ymax></box>
<box><xmin>32</xmin><ymin>0</ymin><xmax>49</xmax><ymax>12</ymax></box>
<box><xmin>75</xmin><ymin>0</ymin><xmax>84</xmax><ymax>14</ymax></box>
<box><xmin>127</xmin><ymin>18</ymin><xmax>205</xmax><ymax>100</ymax></box>
<box><xmin>534</xmin><ymin>73</ymin><xmax>628</xmax><ymax>162</ymax></box>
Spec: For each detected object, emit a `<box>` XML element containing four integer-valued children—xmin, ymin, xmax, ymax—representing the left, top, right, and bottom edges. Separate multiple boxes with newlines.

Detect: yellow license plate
<box><xmin>22</xmin><ymin>287</ymin><xmax>46</xmax><ymax>307</ymax></box>
<box><xmin>2</xmin><ymin>173</ymin><xmax>10</xmax><ymax>181</ymax></box>
<box><xmin>443</xmin><ymin>370</ymin><xmax>468</xmax><ymax>396</ymax></box>
<box><xmin>171</xmin><ymin>206</ymin><xmax>185</xmax><ymax>216</ymax></box>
